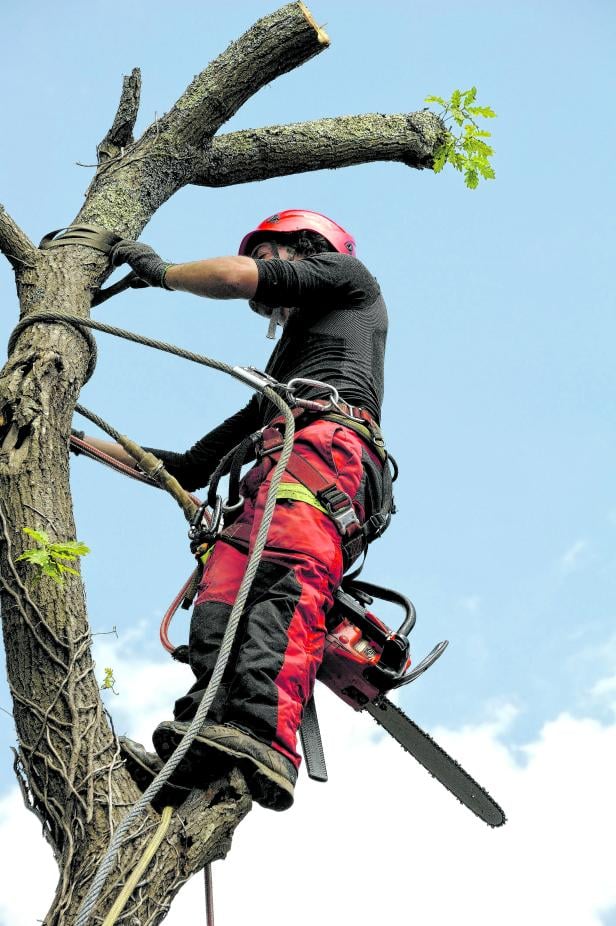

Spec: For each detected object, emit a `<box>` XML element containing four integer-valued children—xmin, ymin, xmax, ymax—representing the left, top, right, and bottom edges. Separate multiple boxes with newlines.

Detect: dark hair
<box><xmin>247</xmin><ymin>230</ymin><xmax>336</xmax><ymax>258</ymax></box>
<box><xmin>283</xmin><ymin>230</ymin><xmax>336</xmax><ymax>257</ymax></box>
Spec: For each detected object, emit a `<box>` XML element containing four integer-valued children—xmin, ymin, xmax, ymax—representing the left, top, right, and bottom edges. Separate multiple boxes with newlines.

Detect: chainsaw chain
<box><xmin>366</xmin><ymin>696</ymin><xmax>506</xmax><ymax>827</ymax></box>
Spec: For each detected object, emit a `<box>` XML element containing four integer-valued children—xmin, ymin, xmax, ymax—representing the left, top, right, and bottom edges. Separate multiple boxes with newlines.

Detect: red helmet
<box><xmin>238</xmin><ymin>209</ymin><xmax>356</xmax><ymax>257</ymax></box>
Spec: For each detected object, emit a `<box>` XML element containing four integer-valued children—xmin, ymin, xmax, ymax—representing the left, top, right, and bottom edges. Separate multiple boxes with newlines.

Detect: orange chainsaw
<box><xmin>307</xmin><ymin>579</ymin><xmax>505</xmax><ymax>828</ymax></box>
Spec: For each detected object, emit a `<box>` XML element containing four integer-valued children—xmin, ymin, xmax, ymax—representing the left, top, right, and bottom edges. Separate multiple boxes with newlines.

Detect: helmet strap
<box><xmin>267</xmin><ymin>307</ymin><xmax>283</xmax><ymax>339</ymax></box>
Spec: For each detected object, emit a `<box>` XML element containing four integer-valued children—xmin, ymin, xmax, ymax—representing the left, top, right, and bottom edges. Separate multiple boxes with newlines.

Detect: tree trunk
<box><xmin>0</xmin><ymin>3</ymin><xmax>444</xmax><ymax>922</ymax></box>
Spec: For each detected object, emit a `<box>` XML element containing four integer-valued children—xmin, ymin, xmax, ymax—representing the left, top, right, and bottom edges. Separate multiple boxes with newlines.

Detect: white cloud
<box><xmin>0</xmin><ymin>789</ymin><xmax>57</xmax><ymax>926</ymax></box>
<box><xmin>92</xmin><ymin>628</ymin><xmax>189</xmax><ymax>748</ymax></box>
<box><xmin>459</xmin><ymin>594</ymin><xmax>481</xmax><ymax>614</ymax></box>
<box><xmin>560</xmin><ymin>539</ymin><xmax>590</xmax><ymax>574</ymax></box>
<box><xmin>590</xmin><ymin>674</ymin><xmax>616</xmax><ymax>721</ymax></box>
<box><xmin>168</xmin><ymin>698</ymin><xmax>616</xmax><ymax>926</ymax></box>
<box><xmin>592</xmin><ymin>676</ymin><xmax>616</xmax><ymax>698</ymax></box>
<box><xmin>2</xmin><ymin>640</ymin><xmax>616</xmax><ymax>926</ymax></box>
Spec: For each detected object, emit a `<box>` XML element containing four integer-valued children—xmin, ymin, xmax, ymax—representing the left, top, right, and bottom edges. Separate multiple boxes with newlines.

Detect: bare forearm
<box><xmin>164</xmin><ymin>256</ymin><xmax>258</xmax><ymax>299</ymax></box>
<box><xmin>81</xmin><ymin>436</ymin><xmax>139</xmax><ymax>469</ymax></box>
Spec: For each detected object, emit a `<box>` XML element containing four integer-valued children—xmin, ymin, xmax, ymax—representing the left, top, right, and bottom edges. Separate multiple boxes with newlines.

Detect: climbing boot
<box><xmin>152</xmin><ymin>720</ymin><xmax>297</xmax><ymax>812</ymax></box>
<box><xmin>119</xmin><ymin>736</ymin><xmax>191</xmax><ymax>809</ymax></box>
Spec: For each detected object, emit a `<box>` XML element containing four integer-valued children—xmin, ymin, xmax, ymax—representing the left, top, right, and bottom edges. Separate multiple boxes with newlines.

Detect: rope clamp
<box><xmin>232</xmin><ymin>365</ymin><xmax>280</xmax><ymax>392</ymax></box>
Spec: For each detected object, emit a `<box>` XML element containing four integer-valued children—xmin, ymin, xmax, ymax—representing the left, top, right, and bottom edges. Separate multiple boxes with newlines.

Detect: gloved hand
<box><xmin>109</xmin><ymin>239</ymin><xmax>174</xmax><ymax>289</ymax></box>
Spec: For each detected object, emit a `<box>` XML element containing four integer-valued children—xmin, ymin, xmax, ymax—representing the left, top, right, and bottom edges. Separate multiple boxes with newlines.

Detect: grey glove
<box><xmin>110</xmin><ymin>239</ymin><xmax>174</xmax><ymax>289</ymax></box>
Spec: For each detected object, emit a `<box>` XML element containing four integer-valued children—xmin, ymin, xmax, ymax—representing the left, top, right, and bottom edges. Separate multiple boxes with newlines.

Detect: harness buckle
<box><xmin>317</xmin><ymin>485</ymin><xmax>361</xmax><ymax>536</ymax></box>
<box><xmin>364</xmin><ymin>511</ymin><xmax>390</xmax><ymax>541</ymax></box>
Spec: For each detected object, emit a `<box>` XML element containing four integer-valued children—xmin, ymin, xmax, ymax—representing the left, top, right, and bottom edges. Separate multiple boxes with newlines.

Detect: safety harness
<box><xmin>199</xmin><ymin>379</ymin><xmax>397</xmax><ymax>574</ymax></box>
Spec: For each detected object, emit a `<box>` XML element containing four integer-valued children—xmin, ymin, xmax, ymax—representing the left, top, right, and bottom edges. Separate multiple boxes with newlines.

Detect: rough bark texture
<box><xmin>0</xmin><ymin>3</ymin><xmax>445</xmax><ymax>923</ymax></box>
<box><xmin>192</xmin><ymin>112</ymin><xmax>443</xmax><ymax>186</ymax></box>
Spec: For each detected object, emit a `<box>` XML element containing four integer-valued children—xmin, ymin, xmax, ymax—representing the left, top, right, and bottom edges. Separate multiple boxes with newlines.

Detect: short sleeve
<box><xmin>253</xmin><ymin>252</ymin><xmax>379</xmax><ymax>313</ymax></box>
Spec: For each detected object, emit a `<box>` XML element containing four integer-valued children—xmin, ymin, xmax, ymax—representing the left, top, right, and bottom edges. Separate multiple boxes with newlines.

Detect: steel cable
<box><xmin>75</xmin><ymin>387</ymin><xmax>294</xmax><ymax>925</ymax></box>
<box><xmin>6</xmin><ymin>310</ymin><xmax>295</xmax><ymax>924</ymax></box>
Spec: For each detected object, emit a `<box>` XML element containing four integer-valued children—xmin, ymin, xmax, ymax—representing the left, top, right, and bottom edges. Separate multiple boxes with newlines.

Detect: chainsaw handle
<box><xmin>344</xmin><ymin>579</ymin><xmax>416</xmax><ymax>637</ymax></box>
<box><xmin>393</xmin><ymin>640</ymin><xmax>449</xmax><ymax>688</ymax></box>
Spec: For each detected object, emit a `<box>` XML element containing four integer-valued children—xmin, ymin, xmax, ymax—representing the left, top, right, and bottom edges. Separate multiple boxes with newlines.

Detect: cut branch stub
<box><xmin>97</xmin><ymin>68</ymin><xmax>142</xmax><ymax>163</ymax></box>
<box><xmin>144</xmin><ymin>1</ymin><xmax>330</xmax><ymax>148</ymax></box>
<box><xmin>74</xmin><ymin>3</ymin><xmax>330</xmax><ymax>237</ymax></box>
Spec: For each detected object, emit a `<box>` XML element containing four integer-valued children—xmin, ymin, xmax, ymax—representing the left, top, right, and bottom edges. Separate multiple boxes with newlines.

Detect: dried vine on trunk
<box><xmin>0</xmin><ymin>3</ymin><xmax>444</xmax><ymax>923</ymax></box>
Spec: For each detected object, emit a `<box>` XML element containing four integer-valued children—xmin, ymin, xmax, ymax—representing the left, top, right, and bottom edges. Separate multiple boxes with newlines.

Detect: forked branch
<box><xmin>142</xmin><ymin>1</ymin><xmax>330</xmax><ymax>148</ymax></box>
<box><xmin>76</xmin><ymin>3</ymin><xmax>331</xmax><ymax>235</ymax></box>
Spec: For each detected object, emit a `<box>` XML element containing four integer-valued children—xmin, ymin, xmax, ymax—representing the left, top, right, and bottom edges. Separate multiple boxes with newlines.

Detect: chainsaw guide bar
<box><xmin>365</xmin><ymin>696</ymin><xmax>506</xmax><ymax>827</ymax></box>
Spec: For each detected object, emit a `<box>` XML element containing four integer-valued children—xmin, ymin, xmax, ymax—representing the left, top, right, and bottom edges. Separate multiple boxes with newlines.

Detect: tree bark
<box><xmin>191</xmin><ymin>111</ymin><xmax>443</xmax><ymax>187</ymax></box>
<box><xmin>0</xmin><ymin>3</ymin><xmax>445</xmax><ymax>923</ymax></box>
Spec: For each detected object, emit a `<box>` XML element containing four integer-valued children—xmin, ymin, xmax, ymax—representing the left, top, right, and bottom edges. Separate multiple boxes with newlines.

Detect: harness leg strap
<box><xmin>299</xmin><ymin>695</ymin><xmax>328</xmax><ymax>782</ymax></box>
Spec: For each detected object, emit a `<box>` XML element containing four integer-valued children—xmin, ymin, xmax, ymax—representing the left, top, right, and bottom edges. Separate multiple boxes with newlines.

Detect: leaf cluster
<box><xmin>100</xmin><ymin>667</ymin><xmax>119</xmax><ymax>695</ymax></box>
<box><xmin>16</xmin><ymin>527</ymin><xmax>90</xmax><ymax>587</ymax></box>
<box><xmin>425</xmin><ymin>87</ymin><xmax>496</xmax><ymax>189</ymax></box>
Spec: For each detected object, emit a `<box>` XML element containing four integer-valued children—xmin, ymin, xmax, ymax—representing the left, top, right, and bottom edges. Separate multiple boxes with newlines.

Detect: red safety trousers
<box><xmin>172</xmin><ymin>419</ymin><xmax>368</xmax><ymax>769</ymax></box>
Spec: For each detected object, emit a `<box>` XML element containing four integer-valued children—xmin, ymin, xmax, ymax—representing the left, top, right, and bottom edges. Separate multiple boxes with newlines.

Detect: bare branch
<box><xmin>190</xmin><ymin>111</ymin><xmax>446</xmax><ymax>187</ymax></box>
<box><xmin>0</xmin><ymin>204</ymin><xmax>36</xmax><ymax>269</ymax></box>
<box><xmin>97</xmin><ymin>68</ymin><xmax>142</xmax><ymax>163</ymax></box>
<box><xmin>75</xmin><ymin>3</ymin><xmax>331</xmax><ymax>235</ymax></box>
<box><xmin>147</xmin><ymin>2</ymin><xmax>330</xmax><ymax>148</ymax></box>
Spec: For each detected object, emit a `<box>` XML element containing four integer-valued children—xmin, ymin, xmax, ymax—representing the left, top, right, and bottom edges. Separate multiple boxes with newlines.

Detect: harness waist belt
<box><xmin>266</xmin><ymin>400</ymin><xmax>387</xmax><ymax>462</ymax></box>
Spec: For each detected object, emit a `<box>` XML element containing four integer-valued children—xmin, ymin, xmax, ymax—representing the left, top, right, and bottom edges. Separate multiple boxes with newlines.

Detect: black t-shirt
<box><xmin>148</xmin><ymin>252</ymin><xmax>388</xmax><ymax>491</ymax></box>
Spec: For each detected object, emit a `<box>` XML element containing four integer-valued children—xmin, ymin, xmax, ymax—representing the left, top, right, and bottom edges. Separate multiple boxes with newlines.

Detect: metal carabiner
<box><xmin>285</xmin><ymin>377</ymin><xmax>340</xmax><ymax>412</ymax></box>
<box><xmin>222</xmin><ymin>495</ymin><xmax>245</xmax><ymax>516</ymax></box>
<box><xmin>188</xmin><ymin>496</ymin><xmax>222</xmax><ymax>544</ymax></box>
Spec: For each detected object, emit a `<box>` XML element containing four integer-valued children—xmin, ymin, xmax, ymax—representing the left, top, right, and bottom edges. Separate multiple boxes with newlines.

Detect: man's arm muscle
<box><xmin>165</xmin><ymin>256</ymin><xmax>258</xmax><ymax>299</ymax></box>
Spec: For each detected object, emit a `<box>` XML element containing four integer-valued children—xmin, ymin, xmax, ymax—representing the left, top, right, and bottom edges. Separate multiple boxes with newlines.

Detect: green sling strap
<box><xmin>39</xmin><ymin>224</ymin><xmax>122</xmax><ymax>254</ymax></box>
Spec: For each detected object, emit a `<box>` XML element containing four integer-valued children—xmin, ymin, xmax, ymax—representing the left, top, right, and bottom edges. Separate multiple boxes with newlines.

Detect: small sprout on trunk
<box><xmin>100</xmin><ymin>667</ymin><xmax>119</xmax><ymax>695</ymax></box>
<box><xmin>16</xmin><ymin>527</ymin><xmax>90</xmax><ymax>586</ymax></box>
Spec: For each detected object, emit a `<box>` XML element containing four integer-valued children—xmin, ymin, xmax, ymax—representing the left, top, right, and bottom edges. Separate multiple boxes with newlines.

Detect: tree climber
<box><xmin>83</xmin><ymin>210</ymin><xmax>393</xmax><ymax>811</ymax></box>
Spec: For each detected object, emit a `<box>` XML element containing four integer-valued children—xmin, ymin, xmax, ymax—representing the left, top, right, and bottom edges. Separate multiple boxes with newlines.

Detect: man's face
<box><xmin>250</xmin><ymin>239</ymin><xmax>297</xmax><ymax>263</ymax></box>
<box><xmin>249</xmin><ymin>237</ymin><xmax>299</xmax><ymax>322</ymax></box>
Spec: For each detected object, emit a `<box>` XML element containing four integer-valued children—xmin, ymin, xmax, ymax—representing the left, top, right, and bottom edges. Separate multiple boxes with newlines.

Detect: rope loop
<box><xmin>7</xmin><ymin>312</ymin><xmax>98</xmax><ymax>382</ymax></box>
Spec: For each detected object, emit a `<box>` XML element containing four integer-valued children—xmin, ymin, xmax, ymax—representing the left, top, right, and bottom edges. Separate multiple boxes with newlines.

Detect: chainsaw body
<box><xmin>317</xmin><ymin>581</ymin><xmax>445</xmax><ymax>710</ymax></box>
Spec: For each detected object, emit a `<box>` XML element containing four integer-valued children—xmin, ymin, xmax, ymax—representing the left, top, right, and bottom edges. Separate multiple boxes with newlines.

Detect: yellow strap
<box><xmin>101</xmin><ymin>805</ymin><xmax>174</xmax><ymax>926</ymax></box>
<box><xmin>276</xmin><ymin>481</ymin><xmax>327</xmax><ymax>514</ymax></box>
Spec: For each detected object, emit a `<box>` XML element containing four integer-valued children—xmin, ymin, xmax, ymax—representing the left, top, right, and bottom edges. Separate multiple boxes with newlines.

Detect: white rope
<box><xmin>75</xmin><ymin>386</ymin><xmax>295</xmax><ymax>925</ymax></box>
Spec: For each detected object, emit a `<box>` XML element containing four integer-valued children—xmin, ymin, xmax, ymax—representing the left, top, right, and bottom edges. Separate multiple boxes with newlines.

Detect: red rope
<box><xmin>159</xmin><ymin>572</ymin><xmax>196</xmax><ymax>654</ymax></box>
<box><xmin>70</xmin><ymin>435</ymin><xmax>206</xmax><ymax>654</ymax></box>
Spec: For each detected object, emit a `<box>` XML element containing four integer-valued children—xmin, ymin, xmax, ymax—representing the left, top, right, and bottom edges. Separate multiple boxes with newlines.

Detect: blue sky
<box><xmin>0</xmin><ymin>2</ymin><xmax>615</xmax><ymax>924</ymax></box>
